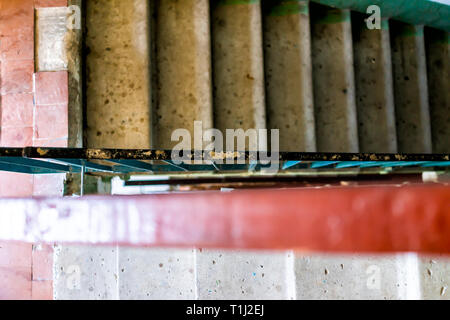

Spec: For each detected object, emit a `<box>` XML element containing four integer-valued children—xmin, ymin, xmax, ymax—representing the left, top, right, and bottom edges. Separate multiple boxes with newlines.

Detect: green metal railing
<box><xmin>0</xmin><ymin>147</ymin><xmax>448</xmax><ymax>175</ymax></box>
<box><xmin>311</xmin><ymin>0</ymin><xmax>450</xmax><ymax>31</ymax></box>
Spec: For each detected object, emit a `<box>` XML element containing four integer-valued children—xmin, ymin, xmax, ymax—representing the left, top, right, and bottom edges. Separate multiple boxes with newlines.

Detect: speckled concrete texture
<box><xmin>425</xmin><ymin>28</ymin><xmax>450</xmax><ymax>153</ymax></box>
<box><xmin>54</xmin><ymin>245</ymin><xmax>119</xmax><ymax>300</ymax></box>
<box><xmin>85</xmin><ymin>0</ymin><xmax>152</xmax><ymax>148</ymax></box>
<box><xmin>390</xmin><ymin>21</ymin><xmax>432</xmax><ymax>153</ymax></box>
<box><xmin>211</xmin><ymin>0</ymin><xmax>266</xmax><ymax>150</ymax></box>
<box><xmin>119</xmin><ymin>248</ymin><xmax>197</xmax><ymax>300</ymax></box>
<box><xmin>352</xmin><ymin>14</ymin><xmax>397</xmax><ymax>153</ymax></box>
<box><xmin>154</xmin><ymin>0</ymin><xmax>213</xmax><ymax>149</ymax></box>
<box><xmin>310</xmin><ymin>4</ymin><xmax>358</xmax><ymax>152</ymax></box>
<box><xmin>295</xmin><ymin>254</ymin><xmax>419</xmax><ymax>300</ymax></box>
<box><xmin>196</xmin><ymin>250</ymin><xmax>295</xmax><ymax>300</ymax></box>
<box><xmin>263</xmin><ymin>0</ymin><xmax>316</xmax><ymax>152</ymax></box>
<box><xmin>419</xmin><ymin>256</ymin><xmax>450</xmax><ymax>300</ymax></box>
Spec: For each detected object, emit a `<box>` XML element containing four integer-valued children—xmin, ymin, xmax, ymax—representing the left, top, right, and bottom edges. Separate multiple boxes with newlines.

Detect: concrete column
<box><xmin>310</xmin><ymin>3</ymin><xmax>358</xmax><ymax>152</ymax></box>
<box><xmin>154</xmin><ymin>0</ymin><xmax>213</xmax><ymax>149</ymax></box>
<box><xmin>211</xmin><ymin>0</ymin><xmax>266</xmax><ymax>150</ymax></box>
<box><xmin>390</xmin><ymin>22</ymin><xmax>432</xmax><ymax>153</ymax></box>
<box><xmin>425</xmin><ymin>28</ymin><xmax>449</xmax><ymax>153</ymax></box>
<box><xmin>263</xmin><ymin>0</ymin><xmax>316</xmax><ymax>152</ymax></box>
<box><xmin>85</xmin><ymin>0</ymin><xmax>152</xmax><ymax>149</ymax></box>
<box><xmin>352</xmin><ymin>15</ymin><xmax>397</xmax><ymax>153</ymax></box>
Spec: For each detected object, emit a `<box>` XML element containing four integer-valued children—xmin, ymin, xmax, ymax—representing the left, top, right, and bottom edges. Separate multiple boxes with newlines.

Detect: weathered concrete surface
<box><xmin>119</xmin><ymin>248</ymin><xmax>197</xmax><ymax>300</ymax></box>
<box><xmin>352</xmin><ymin>15</ymin><xmax>397</xmax><ymax>153</ymax></box>
<box><xmin>35</xmin><ymin>7</ymin><xmax>69</xmax><ymax>71</ymax></box>
<box><xmin>419</xmin><ymin>256</ymin><xmax>450</xmax><ymax>300</ymax></box>
<box><xmin>154</xmin><ymin>0</ymin><xmax>213</xmax><ymax>149</ymax></box>
<box><xmin>197</xmin><ymin>250</ymin><xmax>295</xmax><ymax>300</ymax></box>
<box><xmin>295</xmin><ymin>254</ymin><xmax>420</xmax><ymax>300</ymax></box>
<box><xmin>54</xmin><ymin>245</ymin><xmax>118</xmax><ymax>300</ymax></box>
<box><xmin>67</xmin><ymin>0</ymin><xmax>83</xmax><ymax>148</ymax></box>
<box><xmin>85</xmin><ymin>0</ymin><xmax>151</xmax><ymax>148</ymax></box>
<box><xmin>390</xmin><ymin>22</ymin><xmax>432</xmax><ymax>153</ymax></box>
<box><xmin>263</xmin><ymin>0</ymin><xmax>316</xmax><ymax>152</ymax></box>
<box><xmin>211</xmin><ymin>0</ymin><xmax>266</xmax><ymax>150</ymax></box>
<box><xmin>425</xmin><ymin>28</ymin><xmax>449</xmax><ymax>153</ymax></box>
<box><xmin>310</xmin><ymin>4</ymin><xmax>358</xmax><ymax>152</ymax></box>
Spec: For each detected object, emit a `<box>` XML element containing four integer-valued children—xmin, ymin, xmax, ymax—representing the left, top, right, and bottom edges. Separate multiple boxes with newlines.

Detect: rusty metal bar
<box><xmin>14</xmin><ymin>147</ymin><xmax>450</xmax><ymax>162</ymax></box>
<box><xmin>124</xmin><ymin>173</ymin><xmax>424</xmax><ymax>187</ymax></box>
<box><xmin>1</xmin><ymin>185</ymin><xmax>449</xmax><ymax>254</ymax></box>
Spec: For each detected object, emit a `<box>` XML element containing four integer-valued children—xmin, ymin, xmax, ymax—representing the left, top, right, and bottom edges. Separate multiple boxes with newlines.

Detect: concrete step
<box><xmin>352</xmin><ymin>13</ymin><xmax>397</xmax><ymax>153</ymax></box>
<box><xmin>425</xmin><ymin>27</ymin><xmax>450</xmax><ymax>153</ymax></box>
<box><xmin>154</xmin><ymin>0</ymin><xmax>213</xmax><ymax>149</ymax></box>
<box><xmin>309</xmin><ymin>3</ymin><xmax>359</xmax><ymax>152</ymax></box>
<box><xmin>390</xmin><ymin>21</ymin><xmax>432</xmax><ymax>153</ymax></box>
<box><xmin>211</xmin><ymin>0</ymin><xmax>267</xmax><ymax>150</ymax></box>
<box><xmin>84</xmin><ymin>0</ymin><xmax>152</xmax><ymax>149</ymax></box>
<box><xmin>263</xmin><ymin>0</ymin><xmax>316</xmax><ymax>152</ymax></box>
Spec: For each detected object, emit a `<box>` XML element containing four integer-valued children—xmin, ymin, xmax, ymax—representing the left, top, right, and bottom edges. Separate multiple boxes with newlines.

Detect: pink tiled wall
<box><xmin>0</xmin><ymin>0</ymin><xmax>69</xmax><ymax>300</ymax></box>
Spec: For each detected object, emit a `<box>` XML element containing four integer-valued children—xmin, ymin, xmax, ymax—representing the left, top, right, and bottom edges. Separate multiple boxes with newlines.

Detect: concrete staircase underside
<box><xmin>32</xmin><ymin>0</ymin><xmax>450</xmax><ymax>299</ymax></box>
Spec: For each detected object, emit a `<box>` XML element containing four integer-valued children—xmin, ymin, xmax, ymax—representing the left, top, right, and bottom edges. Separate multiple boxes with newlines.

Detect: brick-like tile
<box><xmin>0</xmin><ymin>0</ymin><xmax>34</xmax><ymax>38</ymax></box>
<box><xmin>0</xmin><ymin>93</ymin><xmax>34</xmax><ymax>128</ymax></box>
<box><xmin>32</xmin><ymin>244</ymin><xmax>53</xmax><ymax>281</ymax></box>
<box><xmin>31</xmin><ymin>280</ymin><xmax>53</xmax><ymax>300</ymax></box>
<box><xmin>33</xmin><ymin>138</ymin><xmax>68</xmax><ymax>147</ymax></box>
<box><xmin>0</xmin><ymin>126</ymin><xmax>33</xmax><ymax>147</ymax></box>
<box><xmin>34</xmin><ymin>71</ymin><xmax>68</xmax><ymax>105</ymax></box>
<box><xmin>34</xmin><ymin>104</ymin><xmax>68</xmax><ymax>139</ymax></box>
<box><xmin>33</xmin><ymin>174</ymin><xmax>65</xmax><ymax>196</ymax></box>
<box><xmin>0</xmin><ymin>36</ymin><xmax>34</xmax><ymax>61</ymax></box>
<box><xmin>0</xmin><ymin>266</ymin><xmax>32</xmax><ymax>300</ymax></box>
<box><xmin>0</xmin><ymin>60</ymin><xmax>34</xmax><ymax>95</ymax></box>
<box><xmin>0</xmin><ymin>242</ymin><xmax>32</xmax><ymax>268</ymax></box>
<box><xmin>34</xmin><ymin>0</ymin><xmax>68</xmax><ymax>8</ymax></box>
<box><xmin>0</xmin><ymin>172</ymin><xmax>34</xmax><ymax>196</ymax></box>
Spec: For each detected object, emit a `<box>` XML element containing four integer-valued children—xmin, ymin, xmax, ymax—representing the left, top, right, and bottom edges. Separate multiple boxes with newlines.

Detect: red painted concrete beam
<box><xmin>0</xmin><ymin>185</ymin><xmax>449</xmax><ymax>254</ymax></box>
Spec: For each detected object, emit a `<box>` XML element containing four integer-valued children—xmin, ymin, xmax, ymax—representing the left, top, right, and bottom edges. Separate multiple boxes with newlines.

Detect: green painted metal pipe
<box><xmin>311</xmin><ymin>0</ymin><xmax>450</xmax><ymax>31</ymax></box>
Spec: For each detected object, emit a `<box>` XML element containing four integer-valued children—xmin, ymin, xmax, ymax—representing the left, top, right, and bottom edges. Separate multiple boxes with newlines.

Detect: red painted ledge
<box><xmin>0</xmin><ymin>185</ymin><xmax>449</xmax><ymax>254</ymax></box>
